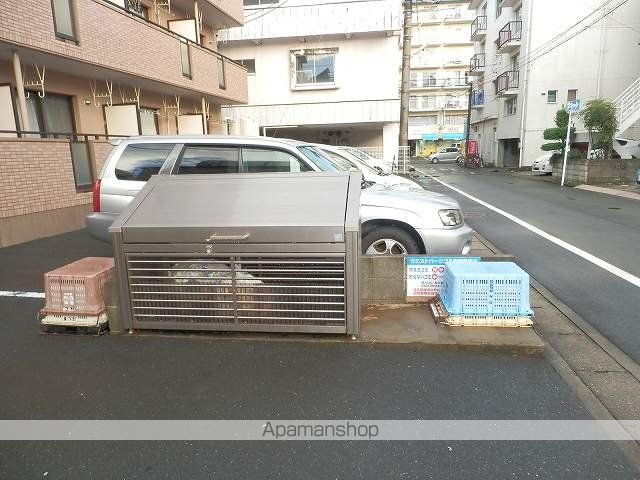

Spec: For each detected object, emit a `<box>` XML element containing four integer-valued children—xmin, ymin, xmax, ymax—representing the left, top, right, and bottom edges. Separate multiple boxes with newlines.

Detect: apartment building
<box><xmin>217</xmin><ymin>0</ymin><xmax>402</xmax><ymax>163</ymax></box>
<box><xmin>409</xmin><ymin>0</ymin><xmax>473</xmax><ymax>156</ymax></box>
<box><xmin>0</xmin><ymin>0</ymin><xmax>247</xmax><ymax>246</ymax></box>
<box><xmin>468</xmin><ymin>0</ymin><xmax>640</xmax><ymax>167</ymax></box>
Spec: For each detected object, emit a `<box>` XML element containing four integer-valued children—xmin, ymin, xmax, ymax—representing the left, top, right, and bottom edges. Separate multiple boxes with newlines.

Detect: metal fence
<box><xmin>353</xmin><ymin>146</ymin><xmax>411</xmax><ymax>174</ymax></box>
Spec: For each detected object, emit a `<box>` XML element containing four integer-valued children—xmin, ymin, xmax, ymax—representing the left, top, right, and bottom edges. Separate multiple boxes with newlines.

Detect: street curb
<box><xmin>474</xmin><ymin>232</ymin><xmax>640</xmax><ymax>384</ymax></box>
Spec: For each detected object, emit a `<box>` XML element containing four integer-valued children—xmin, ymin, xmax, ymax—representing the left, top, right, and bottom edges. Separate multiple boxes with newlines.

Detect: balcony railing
<box><xmin>218</xmin><ymin>0</ymin><xmax>400</xmax><ymax>42</ymax></box>
<box><xmin>411</xmin><ymin>78</ymin><xmax>469</xmax><ymax>89</ymax></box>
<box><xmin>471</xmin><ymin>16</ymin><xmax>487</xmax><ymax>40</ymax></box>
<box><xmin>471</xmin><ymin>90</ymin><xmax>485</xmax><ymax>107</ymax></box>
<box><xmin>470</xmin><ymin>53</ymin><xmax>486</xmax><ymax>73</ymax></box>
<box><xmin>496</xmin><ymin>70</ymin><xmax>520</xmax><ymax>94</ymax></box>
<box><xmin>498</xmin><ymin>21</ymin><xmax>522</xmax><ymax>51</ymax></box>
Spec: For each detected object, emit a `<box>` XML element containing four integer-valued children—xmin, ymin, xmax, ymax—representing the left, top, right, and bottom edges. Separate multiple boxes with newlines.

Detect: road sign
<box><xmin>567</xmin><ymin>100</ymin><xmax>581</xmax><ymax>114</ymax></box>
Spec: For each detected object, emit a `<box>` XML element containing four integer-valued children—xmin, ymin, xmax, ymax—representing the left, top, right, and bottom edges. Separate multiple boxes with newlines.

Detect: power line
<box><xmin>515</xmin><ymin>0</ymin><xmax>631</xmax><ymax>73</ymax></box>
<box><xmin>243</xmin><ymin>0</ymin><xmax>292</xmax><ymax>23</ymax></box>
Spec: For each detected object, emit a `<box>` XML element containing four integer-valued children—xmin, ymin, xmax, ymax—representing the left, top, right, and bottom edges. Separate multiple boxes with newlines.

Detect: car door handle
<box><xmin>205</xmin><ymin>233</ymin><xmax>251</xmax><ymax>242</ymax></box>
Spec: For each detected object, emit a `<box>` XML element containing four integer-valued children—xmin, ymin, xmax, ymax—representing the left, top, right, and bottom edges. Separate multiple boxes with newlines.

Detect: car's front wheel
<box><xmin>362</xmin><ymin>227</ymin><xmax>421</xmax><ymax>255</ymax></box>
<box><xmin>431</xmin><ymin>157</ymin><xmax>439</xmax><ymax>164</ymax></box>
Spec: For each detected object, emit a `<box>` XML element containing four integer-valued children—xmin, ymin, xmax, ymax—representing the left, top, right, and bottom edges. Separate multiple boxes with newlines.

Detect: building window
<box><xmin>51</xmin><ymin>0</ymin><xmax>77</xmax><ymax>41</ymax></box>
<box><xmin>293</xmin><ymin>50</ymin><xmax>336</xmax><ymax>88</ymax></box>
<box><xmin>505</xmin><ymin>97</ymin><xmax>517</xmax><ymax>116</ymax></box>
<box><xmin>25</xmin><ymin>92</ymin><xmax>75</xmax><ymax>136</ymax></box>
<box><xmin>495</xmin><ymin>0</ymin><xmax>502</xmax><ymax>18</ymax></box>
<box><xmin>445</xmin><ymin>115</ymin><xmax>466</xmax><ymax>126</ymax></box>
<box><xmin>69</xmin><ymin>141</ymin><xmax>93</xmax><ymax>190</ymax></box>
<box><xmin>237</xmin><ymin>59</ymin><xmax>256</xmax><ymax>74</ymax></box>
<box><xmin>547</xmin><ymin>90</ymin><xmax>558</xmax><ymax>103</ymax></box>
<box><xmin>180</xmin><ymin>41</ymin><xmax>191</xmax><ymax>78</ymax></box>
<box><xmin>243</xmin><ymin>0</ymin><xmax>278</xmax><ymax>5</ymax></box>
<box><xmin>218</xmin><ymin>57</ymin><xmax>226</xmax><ymax>89</ymax></box>
<box><xmin>568</xmin><ymin>89</ymin><xmax>578</xmax><ymax>102</ymax></box>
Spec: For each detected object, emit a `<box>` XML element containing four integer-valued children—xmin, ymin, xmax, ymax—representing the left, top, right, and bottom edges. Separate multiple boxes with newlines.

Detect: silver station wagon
<box><xmin>88</xmin><ymin>136</ymin><xmax>473</xmax><ymax>256</ymax></box>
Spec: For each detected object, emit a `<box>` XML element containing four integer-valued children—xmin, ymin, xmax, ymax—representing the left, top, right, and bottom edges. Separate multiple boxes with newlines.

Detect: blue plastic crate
<box><xmin>440</xmin><ymin>262</ymin><xmax>533</xmax><ymax>317</ymax></box>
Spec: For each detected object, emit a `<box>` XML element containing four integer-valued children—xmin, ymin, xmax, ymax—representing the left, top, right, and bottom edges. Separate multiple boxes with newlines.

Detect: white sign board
<box><xmin>168</xmin><ymin>19</ymin><xmax>198</xmax><ymax>42</ymax></box>
<box><xmin>177</xmin><ymin>114</ymin><xmax>204</xmax><ymax>135</ymax></box>
<box><xmin>406</xmin><ymin>256</ymin><xmax>481</xmax><ymax>300</ymax></box>
<box><xmin>104</xmin><ymin>104</ymin><xmax>140</xmax><ymax>136</ymax></box>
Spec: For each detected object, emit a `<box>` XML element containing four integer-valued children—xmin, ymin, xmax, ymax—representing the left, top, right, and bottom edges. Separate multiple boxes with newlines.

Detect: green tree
<box><xmin>580</xmin><ymin>99</ymin><xmax>618</xmax><ymax>160</ymax></box>
<box><xmin>541</xmin><ymin>109</ymin><xmax>575</xmax><ymax>155</ymax></box>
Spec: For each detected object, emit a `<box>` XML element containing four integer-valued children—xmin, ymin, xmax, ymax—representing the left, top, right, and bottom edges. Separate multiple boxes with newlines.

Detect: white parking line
<box><xmin>0</xmin><ymin>291</ymin><xmax>45</xmax><ymax>299</ymax></box>
<box><xmin>417</xmin><ymin>169</ymin><xmax>640</xmax><ymax>289</ymax></box>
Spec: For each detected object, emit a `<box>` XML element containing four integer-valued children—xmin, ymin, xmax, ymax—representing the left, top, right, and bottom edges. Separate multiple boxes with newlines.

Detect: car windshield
<box><xmin>320</xmin><ymin>148</ymin><xmax>379</xmax><ymax>176</ymax></box>
<box><xmin>297</xmin><ymin>146</ymin><xmax>340</xmax><ymax>171</ymax></box>
<box><xmin>331</xmin><ymin>149</ymin><xmax>379</xmax><ymax>175</ymax></box>
<box><xmin>341</xmin><ymin>147</ymin><xmax>370</xmax><ymax>161</ymax></box>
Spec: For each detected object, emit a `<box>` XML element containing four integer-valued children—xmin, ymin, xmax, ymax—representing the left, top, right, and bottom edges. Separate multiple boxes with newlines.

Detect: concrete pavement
<box><xmin>1</xmin><ymin>230</ymin><xmax>638</xmax><ymax>478</ymax></box>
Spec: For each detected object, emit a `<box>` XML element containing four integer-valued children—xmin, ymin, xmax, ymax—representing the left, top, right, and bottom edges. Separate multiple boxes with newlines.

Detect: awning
<box><xmin>443</xmin><ymin>133</ymin><xmax>465</xmax><ymax>140</ymax></box>
<box><xmin>422</xmin><ymin>134</ymin><xmax>440</xmax><ymax>141</ymax></box>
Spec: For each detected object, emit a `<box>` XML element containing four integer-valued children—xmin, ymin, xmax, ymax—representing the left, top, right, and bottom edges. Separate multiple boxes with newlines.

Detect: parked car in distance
<box><xmin>88</xmin><ymin>136</ymin><xmax>473</xmax><ymax>256</ymax></box>
<box><xmin>429</xmin><ymin>147</ymin><xmax>463</xmax><ymax>164</ymax></box>
<box><xmin>314</xmin><ymin>144</ymin><xmax>424</xmax><ymax>191</ymax></box>
<box><xmin>531</xmin><ymin>152</ymin><xmax>554</xmax><ymax>174</ymax></box>
<box><xmin>340</xmin><ymin>146</ymin><xmax>393</xmax><ymax>174</ymax></box>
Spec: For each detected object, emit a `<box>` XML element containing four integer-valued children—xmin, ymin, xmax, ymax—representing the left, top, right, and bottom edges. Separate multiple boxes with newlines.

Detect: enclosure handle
<box><xmin>205</xmin><ymin>233</ymin><xmax>251</xmax><ymax>242</ymax></box>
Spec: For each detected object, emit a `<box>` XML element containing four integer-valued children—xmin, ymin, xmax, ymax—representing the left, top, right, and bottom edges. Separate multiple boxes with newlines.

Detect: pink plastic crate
<box><xmin>42</xmin><ymin>257</ymin><xmax>115</xmax><ymax>316</ymax></box>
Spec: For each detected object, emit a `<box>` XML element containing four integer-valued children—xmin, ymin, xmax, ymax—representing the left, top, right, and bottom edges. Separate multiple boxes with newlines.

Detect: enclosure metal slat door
<box><xmin>126</xmin><ymin>252</ymin><xmax>347</xmax><ymax>333</ymax></box>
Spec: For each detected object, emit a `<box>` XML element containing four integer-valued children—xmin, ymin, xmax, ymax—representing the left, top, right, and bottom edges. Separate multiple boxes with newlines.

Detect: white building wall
<box><xmin>469</xmin><ymin>0</ymin><xmax>640</xmax><ymax>166</ymax></box>
<box><xmin>409</xmin><ymin>1</ymin><xmax>473</xmax><ymax>153</ymax></box>
<box><xmin>218</xmin><ymin>0</ymin><xmax>401</xmax><ymax>155</ymax></box>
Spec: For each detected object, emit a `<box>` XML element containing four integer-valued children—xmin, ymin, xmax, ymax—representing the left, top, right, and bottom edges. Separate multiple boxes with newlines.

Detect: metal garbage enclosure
<box><xmin>110</xmin><ymin>172</ymin><xmax>362</xmax><ymax>335</ymax></box>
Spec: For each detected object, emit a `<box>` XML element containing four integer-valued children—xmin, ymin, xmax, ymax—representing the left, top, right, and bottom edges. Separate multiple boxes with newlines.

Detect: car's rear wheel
<box><xmin>362</xmin><ymin>227</ymin><xmax>421</xmax><ymax>255</ymax></box>
<box><xmin>431</xmin><ymin>157</ymin><xmax>439</xmax><ymax>164</ymax></box>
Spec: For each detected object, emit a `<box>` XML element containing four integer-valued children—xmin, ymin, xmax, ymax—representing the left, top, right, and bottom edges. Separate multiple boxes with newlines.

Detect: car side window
<box><xmin>241</xmin><ymin>148</ymin><xmax>312</xmax><ymax>173</ymax></box>
<box><xmin>447</xmin><ymin>147</ymin><xmax>458</xmax><ymax>153</ymax></box>
<box><xmin>177</xmin><ymin>146</ymin><xmax>240</xmax><ymax>174</ymax></box>
<box><xmin>114</xmin><ymin>143</ymin><xmax>175</xmax><ymax>181</ymax></box>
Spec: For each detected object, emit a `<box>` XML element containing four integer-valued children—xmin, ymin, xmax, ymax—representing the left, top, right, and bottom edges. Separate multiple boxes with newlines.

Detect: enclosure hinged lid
<box><xmin>110</xmin><ymin>172</ymin><xmax>361</xmax><ymax>244</ymax></box>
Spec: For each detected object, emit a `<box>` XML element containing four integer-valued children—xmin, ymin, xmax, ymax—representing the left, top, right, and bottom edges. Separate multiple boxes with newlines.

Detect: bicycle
<box><xmin>464</xmin><ymin>154</ymin><xmax>484</xmax><ymax>169</ymax></box>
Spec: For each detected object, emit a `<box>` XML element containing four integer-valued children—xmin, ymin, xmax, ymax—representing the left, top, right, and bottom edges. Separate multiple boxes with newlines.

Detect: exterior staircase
<box><xmin>614</xmin><ymin>76</ymin><xmax>640</xmax><ymax>138</ymax></box>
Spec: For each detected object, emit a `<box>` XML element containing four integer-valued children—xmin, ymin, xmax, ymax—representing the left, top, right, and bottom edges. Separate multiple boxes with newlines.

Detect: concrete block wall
<box><xmin>360</xmin><ymin>256</ymin><xmax>406</xmax><ymax>304</ymax></box>
<box><xmin>552</xmin><ymin>158</ymin><xmax>640</xmax><ymax>185</ymax></box>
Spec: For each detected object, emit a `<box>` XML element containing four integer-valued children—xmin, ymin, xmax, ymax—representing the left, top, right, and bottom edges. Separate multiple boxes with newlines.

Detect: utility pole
<box><xmin>399</xmin><ymin>0</ymin><xmax>413</xmax><ymax>149</ymax></box>
<box><xmin>464</xmin><ymin>80</ymin><xmax>473</xmax><ymax>157</ymax></box>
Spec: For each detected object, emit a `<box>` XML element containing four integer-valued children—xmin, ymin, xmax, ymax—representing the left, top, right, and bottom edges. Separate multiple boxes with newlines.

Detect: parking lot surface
<box><xmin>0</xmin><ymin>230</ymin><xmax>637</xmax><ymax>478</ymax></box>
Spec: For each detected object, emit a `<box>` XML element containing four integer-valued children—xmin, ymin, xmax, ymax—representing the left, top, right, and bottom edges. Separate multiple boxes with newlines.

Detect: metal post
<box><xmin>194</xmin><ymin>0</ymin><xmax>201</xmax><ymax>43</ymax></box>
<box><xmin>398</xmin><ymin>0</ymin><xmax>413</xmax><ymax>149</ymax></box>
<box><xmin>12</xmin><ymin>51</ymin><xmax>30</xmax><ymax>132</ymax></box>
<box><xmin>201</xmin><ymin>96</ymin><xmax>208</xmax><ymax>134</ymax></box>
<box><xmin>560</xmin><ymin>109</ymin><xmax>572</xmax><ymax>187</ymax></box>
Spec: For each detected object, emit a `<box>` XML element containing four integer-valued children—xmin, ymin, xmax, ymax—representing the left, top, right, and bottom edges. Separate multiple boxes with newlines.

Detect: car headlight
<box><xmin>438</xmin><ymin>209</ymin><xmax>463</xmax><ymax>227</ymax></box>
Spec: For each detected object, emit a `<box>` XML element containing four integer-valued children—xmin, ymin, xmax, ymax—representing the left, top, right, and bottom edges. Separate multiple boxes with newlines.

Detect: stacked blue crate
<box><xmin>440</xmin><ymin>262</ymin><xmax>533</xmax><ymax>317</ymax></box>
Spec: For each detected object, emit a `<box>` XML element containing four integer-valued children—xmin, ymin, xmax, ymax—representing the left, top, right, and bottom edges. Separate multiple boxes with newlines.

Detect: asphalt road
<box><xmin>413</xmin><ymin>163</ymin><xmax>640</xmax><ymax>364</ymax></box>
<box><xmin>0</xmin><ymin>231</ymin><xmax>637</xmax><ymax>478</ymax></box>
